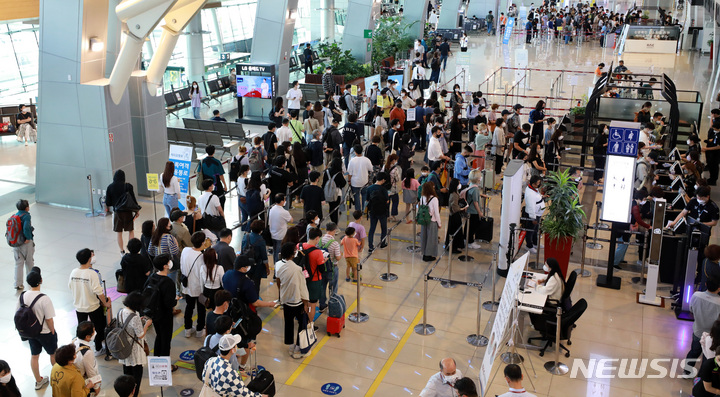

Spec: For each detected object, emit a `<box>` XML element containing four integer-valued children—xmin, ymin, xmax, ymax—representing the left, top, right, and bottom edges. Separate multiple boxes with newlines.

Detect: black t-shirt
<box><xmin>685</xmin><ymin>198</ymin><xmax>720</xmax><ymax>224</ymax></box>
<box><xmin>365</xmin><ymin>145</ymin><xmax>383</xmax><ymax>167</ymax></box>
<box><xmin>439</xmin><ymin>42</ymin><xmax>450</xmax><ymax>56</ymax></box>
<box><xmin>268</xmin><ymin>167</ymin><xmax>294</xmax><ymax>196</ymax></box>
<box><xmin>144</xmin><ymin>273</ymin><xmax>177</xmax><ymax>318</ymax></box>
<box><xmin>17</xmin><ymin>111</ymin><xmax>32</xmax><ymax>125</ymax></box>
<box><xmin>300</xmin><ymin>184</ymin><xmax>325</xmax><ymax>217</ymax></box>
<box><xmin>513</xmin><ymin>131</ymin><xmax>529</xmax><ymax>158</ymax></box>
<box><xmin>263</xmin><ymin>131</ymin><xmax>278</xmax><ymax>156</ymax></box>
<box><xmin>693</xmin><ymin>357</ymin><xmax>720</xmax><ymax>397</ymax></box>
<box><xmin>206</xmin><ymin>311</ymin><xmax>221</xmax><ymax>335</ymax></box>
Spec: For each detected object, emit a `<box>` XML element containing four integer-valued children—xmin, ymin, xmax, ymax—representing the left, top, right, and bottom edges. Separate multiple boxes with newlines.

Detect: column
<box><xmin>402</xmin><ymin>0</ymin><xmax>430</xmax><ymax>38</ymax></box>
<box><xmin>341</xmin><ymin>0</ymin><xmax>377</xmax><ymax>63</ymax></box>
<box><xmin>211</xmin><ymin>9</ymin><xmax>224</xmax><ymax>52</ymax></box>
<box><xmin>438</xmin><ymin>0</ymin><xmax>463</xmax><ymax>29</ymax></box>
<box><xmin>185</xmin><ymin>13</ymin><xmax>205</xmax><ymax>90</ymax></box>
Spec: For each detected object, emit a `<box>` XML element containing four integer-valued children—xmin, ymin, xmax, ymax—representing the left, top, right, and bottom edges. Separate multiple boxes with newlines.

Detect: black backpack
<box><xmin>229</xmin><ymin>156</ymin><xmax>244</xmax><ymax>182</ymax></box>
<box><xmin>263</xmin><ymin>131</ymin><xmax>277</xmax><ymax>157</ymax></box>
<box><xmin>229</xmin><ymin>296</ymin><xmax>262</xmax><ymax>341</ymax></box>
<box><xmin>295</xmin><ymin>246</ymin><xmax>319</xmax><ymax>279</ymax></box>
<box><xmin>15</xmin><ymin>292</ymin><xmax>45</xmax><ymax>339</ymax></box>
<box><xmin>193</xmin><ymin>336</ymin><xmax>219</xmax><ymax>380</ymax></box>
<box><xmin>338</xmin><ymin>93</ymin><xmax>349</xmax><ymax>110</ymax></box>
<box><xmin>141</xmin><ymin>275</ymin><xmax>162</xmax><ymax>319</ymax></box>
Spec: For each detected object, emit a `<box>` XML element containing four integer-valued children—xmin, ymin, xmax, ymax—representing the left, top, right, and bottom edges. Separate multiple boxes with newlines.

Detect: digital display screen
<box><xmin>236</xmin><ymin>75</ymin><xmax>273</xmax><ymax>98</ymax></box>
<box><xmin>601</xmin><ymin>155</ymin><xmax>636</xmax><ymax>223</ymax></box>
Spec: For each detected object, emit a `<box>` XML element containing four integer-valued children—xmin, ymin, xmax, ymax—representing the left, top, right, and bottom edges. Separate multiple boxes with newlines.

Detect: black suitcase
<box><xmin>247</xmin><ymin>352</ymin><xmax>276</xmax><ymax>396</ymax></box>
<box><xmin>477</xmin><ymin>216</ymin><xmax>494</xmax><ymax>242</ymax></box>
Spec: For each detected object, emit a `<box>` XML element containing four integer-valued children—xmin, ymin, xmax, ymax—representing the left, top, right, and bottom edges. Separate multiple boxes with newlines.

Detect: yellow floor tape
<box><xmin>372</xmin><ymin>258</ymin><xmax>403</xmax><ymax>265</ymax></box>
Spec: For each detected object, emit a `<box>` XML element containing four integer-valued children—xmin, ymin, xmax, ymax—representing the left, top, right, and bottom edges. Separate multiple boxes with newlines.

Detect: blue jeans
<box><xmin>368</xmin><ymin>215</ymin><xmax>388</xmax><ymax>250</ymax></box>
<box><xmin>319</xmin><ymin>265</ymin><xmax>339</xmax><ymax>310</ymax></box>
<box><xmin>192</xmin><ymin>107</ymin><xmax>201</xmax><ymax>119</ymax></box>
<box><xmin>238</xmin><ymin>199</ymin><xmax>249</xmax><ymax>231</ymax></box>
<box><xmin>351</xmin><ymin>186</ymin><xmax>364</xmax><ymax>212</ymax></box>
<box><xmin>273</xmin><ymin>239</ymin><xmax>282</xmax><ymax>263</ymax></box>
<box><xmin>564</xmin><ymin>35</ymin><xmax>570</xmax><ymax>45</ymax></box>
<box><xmin>440</xmin><ymin>55</ymin><xmax>448</xmax><ymax>70</ymax></box>
<box><xmin>487</xmin><ymin>23</ymin><xmax>493</xmax><ymax>34</ymax></box>
<box><xmin>163</xmin><ymin>193</ymin><xmax>179</xmax><ymax>218</ymax></box>
<box><xmin>389</xmin><ymin>194</ymin><xmax>399</xmax><ymax>217</ymax></box>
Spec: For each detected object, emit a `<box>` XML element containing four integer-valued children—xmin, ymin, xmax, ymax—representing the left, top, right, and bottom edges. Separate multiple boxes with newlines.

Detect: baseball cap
<box><xmin>513</xmin><ymin>104</ymin><xmax>524</xmax><ymax>110</ymax></box>
<box><xmin>501</xmin><ymin>110</ymin><xmax>511</xmax><ymax>116</ymax></box>
<box><xmin>170</xmin><ymin>210</ymin><xmax>188</xmax><ymax>222</ymax></box>
<box><xmin>218</xmin><ymin>334</ymin><xmax>243</xmax><ymax>351</ymax></box>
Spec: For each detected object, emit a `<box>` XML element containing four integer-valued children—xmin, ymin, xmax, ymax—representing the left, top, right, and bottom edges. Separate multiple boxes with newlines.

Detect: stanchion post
<box><xmin>414</xmin><ymin>274</ymin><xmax>435</xmax><ymax>335</ymax></box>
<box><xmin>458</xmin><ymin>216</ymin><xmax>474</xmax><ymax>262</ymax></box>
<box><xmin>575</xmin><ymin>224</ymin><xmax>591</xmax><ymax>277</ymax></box>
<box><xmin>482</xmin><ymin>253</ymin><xmax>500</xmax><ymax>312</ymax></box>
<box><xmin>348</xmin><ymin>258</ymin><xmax>369</xmax><ymax>323</ymax></box>
<box><xmin>152</xmin><ymin>191</ymin><xmax>158</xmax><ymax>223</ymax></box>
<box><xmin>467</xmin><ymin>285</ymin><xmax>489</xmax><ymax>346</ymax></box>
<box><xmin>408</xmin><ymin>206</ymin><xmax>421</xmax><ymax>253</ymax></box>
<box><xmin>85</xmin><ymin>175</ymin><xmax>96</xmax><ymax>218</ymax></box>
<box><xmin>284</xmin><ymin>185</ymin><xmax>291</xmax><ymax>210</ymax></box>
<box><xmin>586</xmin><ymin>201</ymin><xmax>603</xmax><ymax>250</ymax></box>
<box><xmin>544</xmin><ymin>306</ymin><xmax>569</xmax><ymax>375</ymax></box>
<box><xmin>442</xmin><ymin>228</ymin><xmax>456</xmax><ymax>288</ymax></box>
<box><xmin>380</xmin><ymin>224</ymin><xmax>398</xmax><ymax>282</ymax></box>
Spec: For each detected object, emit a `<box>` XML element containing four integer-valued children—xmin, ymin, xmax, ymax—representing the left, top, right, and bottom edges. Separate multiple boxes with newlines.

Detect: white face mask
<box><xmin>639</xmin><ymin>200</ymin><xmax>647</xmax><ymax>205</ymax></box>
<box><xmin>193</xmin><ymin>84</ymin><xmax>198</xmax><ymax>88</ymax></box>
<box><xmin>90</xmin><ymin>256</ymin><xmax>96</xmax><ymax>265</ymax></box>
<box><xmin>421</xmin><ymin>172</ymin><xmax>428</xmax><ymax>176</ymax></box>
<box><xmin>167</xmin><ymin>260</ymin><xmax>174</xmax><ymax>270</ymax></box>
<box><xmin>442</xmin><ymin>373</ymin><xmax>461</xmax><ymax>385</ymax></box>
<box><xmin>543</xmin><ymin>264</ymin><xmax>550</xmax><ymax>272</ymax></box>
<box><xmin>698</xmin><ymin>199</ymin><xmax>707</xmax><ymax>205</ymax></box>
<box><xmin>558</xmin><ymin>135</ymin><xmax>564</xmax><ymax>140</ymax></box>
<box><xmin>687</xmin><ymin>140</ymin><xmax>692</xmax><ymax>145</ymax></box>
<box><xmin>0</xmin><ymin>373</ymin><xmax>10</xmax><ymax>384</ymax></box>
<box><xmin>695</xmin><ymin>185</ymin><xmax>699</xmax><ymax>190</ymax></box>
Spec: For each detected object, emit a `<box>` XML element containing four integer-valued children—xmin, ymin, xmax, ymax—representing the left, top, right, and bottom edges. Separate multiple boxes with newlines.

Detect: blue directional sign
<box><xmin>607</xmin><ymin>126</ymin><xmax>640</xmax><ymax>157</ymax></box>
<box><xmin>321</xmin><ymin>383</ymin><xmax>343</xmax><ymax>395</ymax></box>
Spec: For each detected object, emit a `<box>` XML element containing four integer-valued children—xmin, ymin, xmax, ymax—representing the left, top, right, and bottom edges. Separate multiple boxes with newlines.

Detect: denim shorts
<box><xmin>28</xmin><ymin>332</ymin><xmax>58</xmax><ymax>355</ymax></box>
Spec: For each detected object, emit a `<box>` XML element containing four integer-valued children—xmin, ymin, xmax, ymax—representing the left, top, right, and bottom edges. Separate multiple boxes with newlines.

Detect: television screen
<box><xmin>236</xmin><ymin>75</ymin><xmax>273</xmax><ymax>98</ymax></box>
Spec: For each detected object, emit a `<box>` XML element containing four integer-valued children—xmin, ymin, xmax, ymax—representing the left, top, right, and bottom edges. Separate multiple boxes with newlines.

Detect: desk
<box><xmin>515</xmin><ymin>272</ymin><xmax>549</xmax><ymax>351</ymax></box>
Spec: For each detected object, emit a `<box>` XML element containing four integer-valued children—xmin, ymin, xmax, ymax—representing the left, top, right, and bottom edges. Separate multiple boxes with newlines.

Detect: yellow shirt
<box><xmin>51</xmin><ymin>364</ymin><xmax>89</xmax><ymax>397</ymax></box>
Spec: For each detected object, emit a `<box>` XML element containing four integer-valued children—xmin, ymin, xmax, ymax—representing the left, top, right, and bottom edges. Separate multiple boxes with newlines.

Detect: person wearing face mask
<box><xmin>72</xmin><ymin>321</ymin><xmax>102</xmax><ymax>395</ymax></box>
<box><xmin>634</xmin><ymin>142</ymin><xmax>651</xmax><ymax>191</ymax></box>
<box><xmin>0</xmin><ymin>360</ymin><xmax>20</xmax><ymax>397</ymax></box>
<box><xmin>592</xmin><ymin>124</ymin><xmax>609</xmax><ymax>185</ymax></box>
<box><xmin>190</xmin><ymin>81</ymin><xmax>202</xmax><ymax>119</ymax></box>
<box><xmin>498</xmin><ymin>364</ymin><xmax>536</xmax><ymax>397</ymax></box>
<box><xmin>702</xmin><ymin>119</ymin><xmax>720</xmax><ymax>185</ymax></box>
<box><xmin>668</xmin><ymin>186</ymin><xmax>719</xmax><ymax>232</ymax></box>
<box><xmin>536</xmin><ymin>258</ymin><xmax>566</xmax><ymax>302</ymax></box>
<box><xmin>105</xmin><ymin>169</ymin><xmax>141</xmax><ymax>255</ymax></box>
<box><xmin>201</xmin><ymin>334</ymin><xmax>266</xmax><ymax>397</ymax></box>
<box><xmin>683</xmin><ymin>134</ymin><xmax>702</xmax><ymax>161</ymax></box>
<box><xmin>16</xmin><ymin>104</ymin><xmax>36</xmax><ymax>145</ymax></box>
<box><xmin>513</xmin><ymin>123</ymin><xmax>532</xmax><ymax>159</ymax></box>
<box><xmin>322</xmin><ymin>66</ymin><xmax>335</xmax><ymax>99</ymax></box>
<box><xmin>114</xmin><ymin>293</ymin><xmax>153</xmax><ymax>397</ymax></box>
<box><xmin>544</xmin><ymin>126</ymin><xmax>563</xmax><ymax>173</ymax></box>
<box><xmin>419</xmin><ymin>357</ymin><xmax>463</xmax><ymax>397</ymax></box>
<box><xmin>68</xmin><ymin>249</ymin><xmax>111</xmax><ymax>357</ymax></box>
<box><xmin>144</xmin><ymin>254</ymin><xmax>180</xmax><ymax>370</ymax></box>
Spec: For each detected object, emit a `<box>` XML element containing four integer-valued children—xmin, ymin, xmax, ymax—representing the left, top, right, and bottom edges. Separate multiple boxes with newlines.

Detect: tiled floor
<box><xmin>0</xmin><ymin>32</ymin><xmax>718</xmax><ymax>397</ymax></box>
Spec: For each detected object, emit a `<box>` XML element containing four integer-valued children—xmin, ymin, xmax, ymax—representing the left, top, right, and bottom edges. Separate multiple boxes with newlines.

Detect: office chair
<box><xmin>528</xmin><ymin>298</ymin><xmax>588</xmax><ymax>357</ymax></box>
<box><xmin>550</xmin><ymin>271</ymin><xmax>577</xmax><ymax>312</ymax></box>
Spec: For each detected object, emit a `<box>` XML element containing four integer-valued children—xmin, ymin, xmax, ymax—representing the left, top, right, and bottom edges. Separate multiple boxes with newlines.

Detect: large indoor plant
<box><xmin>541</xmin><ymin>169</ymin><xmax>586</xmax><ymax>277</ymax></box>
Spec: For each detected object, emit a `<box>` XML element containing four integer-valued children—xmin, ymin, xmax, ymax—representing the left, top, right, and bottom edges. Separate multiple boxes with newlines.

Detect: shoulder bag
<box><xmin>202</xmin><ymin>195</ymin><xmax>226</xmax><ymax>232</ymax></box>
<box><xmin>115</xmin><ymin>185</ymin><xmax>142</xmax><ymax>212</ymax></box>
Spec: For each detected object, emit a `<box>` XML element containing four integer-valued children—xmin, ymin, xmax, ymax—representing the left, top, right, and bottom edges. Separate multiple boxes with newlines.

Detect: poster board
<box><xmin>168</xmin><ymin>145</ymin><xmax>193</xmax><ymax>210</ymax></box>
<box><xmin>148</xmin><ymin>356</ymin><xmax>173</xmax><ymax>387</ymax></box>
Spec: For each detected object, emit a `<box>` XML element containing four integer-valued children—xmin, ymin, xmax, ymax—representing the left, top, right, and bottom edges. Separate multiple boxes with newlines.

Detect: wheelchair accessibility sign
<box><xmin>607</xmin><ymin>123</ymin><xmax>641</xmax><ymax>157</ymax></box>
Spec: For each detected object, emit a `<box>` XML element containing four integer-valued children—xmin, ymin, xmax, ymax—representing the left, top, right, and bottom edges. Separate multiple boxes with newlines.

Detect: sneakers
<box><xmin>346</xmin><ymin>277</ymin><xmax>351</xmax><ymax>282</ymax></box>
<box><xmin>379</xmin><ymin>243</ymin><xmax>388</xmax><ymax>249</ymax></box>
<box><xmin>94</xmin><ymin>347</ymin><xmax>107</xmax><ymax>357</ymax></box>
<box><xmin>292</xmin><ymin>351</ymin><xmax>310</xmax><ymax>359</ymax></box>
<box><xmin>319</xmin><ymin>306</ymin><xmax>328</xmax><ymax>313</ymax></box>
<box><xmin>196</xmin><ymin>329</ymin><xmax>207</xmax><ymax>339</ymax></box>
<box><xmin>468</xmin><ymin>242</ymin><xmax>483</xmax><ymax>249</ymax></box>
<box><xmin>15</xmin><ymin>285</ymin><xmax>24</xmax><ymax>290</ymax></box>
<box><xmin>288</xmin><ymin>344</ymin><xmax>300</xmax><ymax>356</ymax></box>
<box><xmin>35</xmin><ymin>377</ymin><xmax>49</xmax><ymax>390</ymax></box>
<box><xmin>528</xmin><ymin>247</ymin><xmax>538</xmax><ymax>254</ymax></box>
<box><xmin>185</xmin><ymin>329</ymin><xmax>195</xmax><ymax>338</ymax></box>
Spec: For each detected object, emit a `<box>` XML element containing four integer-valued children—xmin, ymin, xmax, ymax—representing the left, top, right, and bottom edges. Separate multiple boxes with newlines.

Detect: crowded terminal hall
<box><xmin>2</xmin><ymin>0</ymin><xmax>720</xmax><ymax>396</ymax></box>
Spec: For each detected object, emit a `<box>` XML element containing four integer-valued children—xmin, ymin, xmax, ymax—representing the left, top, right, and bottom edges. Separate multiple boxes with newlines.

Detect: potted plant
<box><xmin>541</xmin><ymin>169</ymin><xmax>586</xmax><ymax>277</ymax></box>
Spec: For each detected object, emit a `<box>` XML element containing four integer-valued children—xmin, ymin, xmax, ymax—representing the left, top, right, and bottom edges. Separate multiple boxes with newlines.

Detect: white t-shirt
<box><xmin>286</xmin><ymin>87</ymin><xmax>303</xmax><ymax>110</ymax></box>
<box><xmin>199</xmin><ymin>192</ymin><xmax>222</xmax><ymax>216</ymax></box>
<box><xmin>269</xmin><ymin>204</ymin><xmax>293</xmax><ymax>241</ymax></box>
<box><xmin>180</xmin><ymin>248</ymin><xmax>205</xmax><ymax>297</ymax></box>
<box><xmin>160</xmin><ymin>174</ymin><xmax>181</xmax><ymax>196</ymax></box>
<box><xmin>68</xmin><ymin>267</ymin><xmax>104</xmax><ymax>313</ymax></box>
<box><xmin>276</xmin><ymin>126</ymin><xmax>292</xmax><ymax>144</ymax></box>
<box><xmin>347</xmin><ymin>156</ymin><xmax>374</xmax><ymax>188</ymax></box>
<box><xmin>427</xmin><ymin>136</ymin><xmax>443</xmax><ymax>162</ymax></box>
<box><xmin>16</xmin><ymin>290</ymin><xmax>55</xmax><ymax>334</ymax></box>
<box><xmin>200</xmin><ymin>264</ymin><xmax>225</xmax><ymax>289</ymax></box>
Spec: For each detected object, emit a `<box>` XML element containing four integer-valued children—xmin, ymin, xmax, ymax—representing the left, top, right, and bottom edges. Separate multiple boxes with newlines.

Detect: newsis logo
<box><xmin>569</xmin><ymin>358</ymin><xmax>699</xmax><ymax>379</ymax></box>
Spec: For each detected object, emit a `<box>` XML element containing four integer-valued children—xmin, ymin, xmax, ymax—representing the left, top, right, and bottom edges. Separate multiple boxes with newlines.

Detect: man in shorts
<box><xmin>18</xmin><ymin>268</ymin><xmax>57</xmax><ymax>390</ymax></box>
<box><xmin>299</xmin><ymin>228</ymin><xmax>325</xmax><ymax>322</ymax></box>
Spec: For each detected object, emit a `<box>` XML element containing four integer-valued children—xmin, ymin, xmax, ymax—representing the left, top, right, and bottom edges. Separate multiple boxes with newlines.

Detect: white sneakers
<box><xmin>528</xmin><ymin>247</ymin><xmax>538</xmax><ymax>254</ymax></box>
<box><xmin>185</xmin><ymin>329</ymin><xmax>195</xmax><ymax>338</ymax></box>
<box><xmin>35</xmin><ymin>376</ymin><xmax>49</xmax><ymax>390</ymax></box>
<box><xmin>468</xmin><ymin>242</ymin><xmax>483</xmax><ymax>249</ymax></box>
<box><xmin>196</xmin><ymin>329</ymin><xmax>207</xmax><ymax>339</ymax></box>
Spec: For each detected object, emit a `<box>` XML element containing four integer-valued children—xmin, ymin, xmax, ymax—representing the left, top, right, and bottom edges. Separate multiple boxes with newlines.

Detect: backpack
<box><xmin>193</xmin><ymin>336</ymin><xmax>219</xmax><ymax>380</ymax></box>
<box><xmin>338</xmin><ymin>93</ymin><xmax>349</xmax><ymax>111</ymax></box>
<box><xmin>141</xmin><ymin>275</ymin><xmax>162</xmax><ymax>319</ymax></box>
<box><xmin>316</xmin><ymin>239</ymin><xmax>336</xmax><ymax>276</ymax></box>
<box><xmin>367</xmin><ymin>187</ymin><xmax>387</xmax><ymax>217</ymax></box>
<box><xmin>195</xmin><ymin>159</ymin><xmax>206</xmax><ymax>191</ymax></box>
<box><xmin>229</xmin><ymin>156</ymin><xmax>244</xmax><ymax>182</ymax></box>
<box><xmin>249</xmin><ymin>148</ymin><xmax>263</xmax><ymax>173</ymax></box>
<box><xmin>295</xmin><ymin>245</ymin><xmax>320</xmax><ymax>279</ymax></box>
<box><xmin>14</xmin><ymin>292</ymin><xmax>45</xmax><ymax>338</ymax></box>
<box><xmin>417</xmin><ymin>196</ymin><xmax>435</xmax><ymax>226</ymax></box>
<box><xmin>327</xmin><ymin>293</ymin><xmax>346</xmax><ymax>318</ymax></box>
<box><xmin>323</xmin><ymin>170</ymin><xmax>339</xmax><ymax>201</ymax></box>
<box><xmin>229</xmin><ymin>296</ymin><xmax>262</xmax><ymax>341</ymax></box>
<box><xmin>6</xmin><ymin>214</ymin><xmax>24</xmax><ymax>247</ymax></box>
<box><xmin>263</xmin><ymin>131</ymin><xmax>277</xmax><ymax>157</ymax></box>
<box><xmin>105</xmin><ymin>311</ymin><xmax>139</xmax><ymax>360</ymax></box>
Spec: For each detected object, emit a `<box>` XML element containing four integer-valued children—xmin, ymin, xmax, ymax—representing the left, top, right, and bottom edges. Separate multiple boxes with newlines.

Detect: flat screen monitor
<box><xmin>236</xmin><ymin>75</ymin><xmax>273</xmax><ymax>99</ymax></box>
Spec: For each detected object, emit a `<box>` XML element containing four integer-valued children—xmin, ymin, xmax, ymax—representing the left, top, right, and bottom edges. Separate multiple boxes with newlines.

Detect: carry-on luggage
<box><xmin>246</xmin><ymin>351</ymin><xmax>276</xmax><ymax>396</ymax></box>
<box><xmin>327</xmin><ymin>293</ymin><xmax>346</xmax><ymax>318</ymax></box>
<box><xmin>326</xmin><ymin>313</ymin><xmax>346</xmax><ymax>337</ymax></box>
<box><xmin>477</xmin><ymin>216</ymin><xmax>494</xmax><ymax>242</ymax></box>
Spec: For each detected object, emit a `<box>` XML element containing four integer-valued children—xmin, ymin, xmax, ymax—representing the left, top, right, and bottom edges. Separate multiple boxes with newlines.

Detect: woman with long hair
<box><xmin>450</xmin><ymin>84</ymin><xmax>464</xmax><ymax>108</ymax></box>
<box><xmin>200</xmin><ymin>248</ymin><xmax>224</xmax><ymax>310</ymax></box>
<box><xmin>160</xmin><ymin>161</ymin><xmax>181</xmax><ymax>217</ymax></box>
<box><xmin>373</xmin><ymin>106</ymin><xmax>388</xmax><ymax>152</ymax></box>
<box><xmin>117</xmin><ymin>292</ymin><xmax>153</xmax><ymax>397</ymax></box>
<box><xmin>398</xmin><ymin>132</ymin><xmax>415</xmax><ymax>173</ymax></box>
<box><xmin>526</xmin><ymin>143</ymin><xmax>547</xmax><ymax>177</ymax></box>
<box><xmin>420</xmin><ymin>182</ymin><xmax>442</xmax><ymax>261</ymax></box>
<box><xmin>529</xmin><ymin>100</ymin><xmax>546</xmax><ymax>144</ymax></box>
<box><xmin>544</xmin><ymin>127</ymin><xmax>563</xmax><ymax>173</ymax></box>
<box><xmin>140</xmin><ymin>220</ymin><xmax>155</xmax><ymax>259</ymax></box>
<box><xmin>385</xmin><ymin>154</ymin><xmax>402</xmax><ymax>221</ymax></box>
<box><xmin>537</xmin><ymin>258</ymin><xmax>566</xmax><ymax>301</ymax></box>
<box><xmin>322</xmin><ymin>158</ymin><xmax>347</xmax><ymax>224</ymax></box>
<box><xmin>312</xmin><ymin>101</ymin><xmax>325</xmax><ymax>129</ymax></box>
<box><xmin>147</xmin><ymin>218</ymin><xmax>180</xmax><ymax>271</ymax></box>
<box><xmin>106</xmin><ymin>169</ymin><xmax>140</xmax><ymax>254</ymax></box>
<box><xmin>0</xmin><ymin>360</ymin><xmax>21</xmax><ymax>397</ymax></box>
<box><xmin>444</xmin><ymin>179</ymin><xmax>466</xmax><ymax>253</ymax></box>
<box><xmin>292</xmin><ymin>141</ymin><xmax>308</xmax><ymax>188</ymax></box>
<box><xmin>190</xmin><ymin>81</ymin><xmax>202</xmax><ymax>119</ymax></box>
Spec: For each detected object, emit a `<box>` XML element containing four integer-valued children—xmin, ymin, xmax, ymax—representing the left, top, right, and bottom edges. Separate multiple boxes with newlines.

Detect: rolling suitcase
<box><xmin>477</xmin><ymin>216</ymin><xmax>494</xmax><ymax>242</ymax></box>
<box><xmin>326</xmin><ymin>314</ymin><xmax>346</xmax><ymax>337</ymax></box>
<box><xmin>247</xmin><ymin>351</ymin><xmax>276</xmax><ymax>396</ymax></box>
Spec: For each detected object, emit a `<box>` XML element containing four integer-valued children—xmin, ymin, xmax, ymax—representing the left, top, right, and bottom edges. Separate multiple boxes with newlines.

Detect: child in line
<box><xmin>347</xmin><ymin>210</ymin><xmax>366</xmax><ymax>254</ymax></box>
<box><xmin>341</xmin><ymin>227</ymin><xmax>362</xmax><ymax>282</ymax></box>
<box><xmin>402</xmin><ymin>169</ymin><xmax>420</xmax><ymax>223</ymax></box>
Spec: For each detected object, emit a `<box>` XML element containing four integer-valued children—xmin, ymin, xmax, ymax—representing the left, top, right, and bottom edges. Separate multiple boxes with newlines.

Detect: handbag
<box><xmin>115</xmin><ymin>186</ymin><xmax>142</xmax><ymax>212</ymax></box>
<box><xmin>201</xmin><ymin>195</ymin><xmax>226</xmax><ymax>231</ymax></box>
<box><xmin>289</xmin><ymin>122</ymin><xmax>307</xmax><ymax>146</ymax></box>
<box><xmin>298</xmin><ymin>314</ymin><xmax>317</xmax><ymax>354</ymax></box>
<box><xmin>198</xmin><ymin>361</ymin><xmax>222</xmax><ymax>397</ymax></box>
